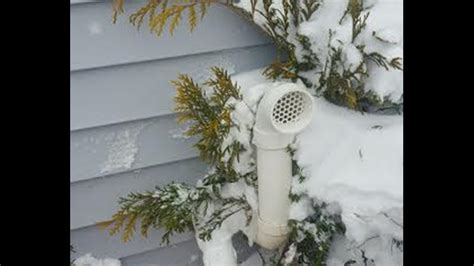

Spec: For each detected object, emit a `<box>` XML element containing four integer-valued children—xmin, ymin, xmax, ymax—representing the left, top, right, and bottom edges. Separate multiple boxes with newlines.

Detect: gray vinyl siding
<box><xmin>70</xmin><ymin>0</ymin><xmax>277</xmax><ymax>264</ymax></box>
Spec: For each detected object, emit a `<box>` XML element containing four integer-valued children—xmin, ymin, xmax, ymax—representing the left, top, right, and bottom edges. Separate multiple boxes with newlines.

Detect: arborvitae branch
<box><xmin>301</xmin><ymin>0</ymin><xmax>321</xmax><ymax>22</ymax></box>
<box><xmin>97</xmin><ymin>183</ymin><xmax>198</xmax><ymax>244</ymax></box>
<box><xmin>112</xmin><ymin>0</ymin><xmax>403</xmax><ymax>113</ymax></box>
<box><xmin>112</xmin><ymin>0</ymin><xmax>224</xmax><ymax>36</ymax></box>
<box><xmin>100</xmin><ymin>67</ymin><xmax>256</xmax><ymax>245</ymax></box>
<box><xmin>365</xmin><ymin>52</ymin><xmax>402</xmax><ymax>71</ymax></box>
<box><xmin>348</xmin><ymin>0</ymin><xmax>369</xmax><ymax>42</ymax></box>
<box><xmin>270</xmin><ymin>202</ymin><xmax>344</xmax><ymax>266</ymax></box>
<box><xmin>112</xmin><ymin>0</ymin><xmax>125</xmax><ymax>23</ymax></box>
<box><xmin>197</xmin><ymin>195</ymin><xmax>252</xmax><ymax>241</ymax></box>
<box><xmin>173</xmin><ymin>67</ymin><xmax>242</xmax><ymax>168</ymax></box>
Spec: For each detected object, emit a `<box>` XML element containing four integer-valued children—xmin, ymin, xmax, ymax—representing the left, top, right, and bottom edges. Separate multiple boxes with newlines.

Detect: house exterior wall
<box><xmin>70</xmin><ymin>1</ymin><xmax>276</xmax><ymax>264</ymax></box>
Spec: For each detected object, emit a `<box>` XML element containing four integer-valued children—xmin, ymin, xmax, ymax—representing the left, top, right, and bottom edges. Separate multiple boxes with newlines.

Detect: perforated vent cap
<box><xmin>253</xmin><ymin>83</ymin><xmax>313</xmax><ymax>139</ymax></box>
<box><xmin>272</xmin><ymin>91</ymin><xmax>308</xmax><ymax>125</ymax></box>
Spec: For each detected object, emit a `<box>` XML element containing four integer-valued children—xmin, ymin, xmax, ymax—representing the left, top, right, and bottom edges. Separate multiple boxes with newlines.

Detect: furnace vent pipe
<box><xmin>253</xmin><ymin>83</ymin><xmax>314</xmax><ymax>250</ymax></box>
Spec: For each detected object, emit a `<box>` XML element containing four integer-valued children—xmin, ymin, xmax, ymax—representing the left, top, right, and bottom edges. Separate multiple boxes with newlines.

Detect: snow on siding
<box><xmin>100</xmin><ymin>123</ymin><xmax>148</xmax><ymax>174</ymax></box>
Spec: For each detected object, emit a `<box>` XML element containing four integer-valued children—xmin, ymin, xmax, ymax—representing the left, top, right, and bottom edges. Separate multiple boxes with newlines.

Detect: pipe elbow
<box><xmin>253</xmin><ymin>83</ymin><xmax>314</xmax><ymax>149</ymax></box>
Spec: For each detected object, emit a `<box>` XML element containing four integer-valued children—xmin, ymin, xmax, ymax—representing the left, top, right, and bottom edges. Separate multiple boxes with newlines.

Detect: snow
<box><xmin>173</xmin><ymin>1</ymin><xmax>402</xmax><ymax>262</ymax></box>
<box><xmin>170</xmin><ymin>0</ymin><xmax>404</xmax><ymax>256</ymax></box>
<box><xmin>196</xmin><ymin>180</ymin><xmax>259</xmax><ymax>266</ymax></box>
<box><xmin>343</xmin><ymin>44</ymin><xmax>364</xmax><ymax>72</ymax></box>
<box><xmin>283</xmin><ymin>243</ymin><xmax>297</xmax><ymax>266</ymax></box>
<box><xmin>327</xmin><ymin>232</ymin><xmax>402</xmax><ymax>266</ymax></box>
<box><xmin>364</xmin><ymin>55</ymin><xmax>403</xmax><ymax>101</ymax></box>
<box><xmin>301</xmin><ymin>0</ymin><xmax>403</xmax><ymax>101</ymax></box>
<box><xmin>73</xmin><ymin>254</ymin><xmax>121</xmax><ymax>266</ymax></box>
<box><xmin>197</xmin><ymin>227</ymin><xmax>239</xmax><ymax>266</ymax></box>
<box><xmin>359</xmin><ymin>0</ymin><xmax>404</xmax><ymax>101</ymax></box>
<box><xmin>126</xmin><ymin>0</ymin><xmax>402</xmax><ymax>262</ymax></box>
<box><xmin>295</xmin><ymin>98</ymin><xmax>403</xmax><ymax>204</ymax></box>
<box><xmin>292</xmin><ymin>96</ymin><xmax>403</xmax><ymax>252</ymax></box>
<box><xmin>235</xmin><ymin>0</ymin><xmax>403</xmax><ymax>103</ymax></box>
<box><xmin>373</xmin><ymin>28</ymin><xmax>400</xmax><ymax>44</ymax></box>
<box><xmin>223</xmin><ymin>99</ymin><xmax>256</xmax><ymax>175</ymax></box>
<box><xmin>231</xmin><ymin>68</ymin><xmax>403</xmax><ymax>265</ymax></box>
<box><xmin>234</xmin><ymin>0</ymin><xmax>268</xmax><ymax>31</ymax></box>
<box><xmin>169</xmin><ymin>124</ymin><xmax>192</xmax><ymax>140</ymax></box>
<box><xmin>289</xmin><ymin>195</ymin><xmax>314</xmax><ymax>221</ymax></box>
<box><xmin>100</xmin><ymin>123</ymin><xmax>147</xmax><ymax>173</ymax></box>
<box><xmin>299</xmin><ymin>0</ymin><xmax>352</xmax><ymax>66</ymax></box>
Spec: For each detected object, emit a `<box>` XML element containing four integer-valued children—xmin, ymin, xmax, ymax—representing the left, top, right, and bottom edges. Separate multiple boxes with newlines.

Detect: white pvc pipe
<box><xmin>252</xmin><ymin>83</ymin><xmax>314</xmax><ymax>250</ymax></box>
<box><xmin>255</xmin><ymin>148</ymin><xmax>293</xmax><ymax>249</ymax></box>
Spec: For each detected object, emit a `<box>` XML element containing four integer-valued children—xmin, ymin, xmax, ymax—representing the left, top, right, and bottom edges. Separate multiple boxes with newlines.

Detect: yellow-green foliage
<box><xmin>97</xmin><ymin>179</ymin><xmax>251</xmax><ymax>244</ymax></box>
<box><xmin>112</xmin><ymin>0</ymin><xmax>234</xmax><ymax>36</ymax></box>
<box><xmin>98</xmin><ymin>68</ymin><xmax>252</xmax><ymax>244</ymax></box>
<box><xmin>173</xmin><ymin>67</ymin><xmax>242</xmax><ymax>166</ymax></box>
<box><xmin>173</xmin><ymin>67</ymin><xmax>257</xmax><ymax>188</ymax></box>
<box><xmin>98</xmin><ymin>183</ymin><xmax>202</xmax><ymax>244</ymax></box>
<box><xmin>111</xmin><ymin>0</ymin><xmax>403</xmax><ymax>112</ymax></box>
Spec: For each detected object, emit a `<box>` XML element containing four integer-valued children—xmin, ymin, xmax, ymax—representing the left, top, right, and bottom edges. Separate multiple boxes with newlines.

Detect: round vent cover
<box><xmin>271</xmin><ymin>90</ymin><xmax>312</xmax><ymax>133</ymax></box>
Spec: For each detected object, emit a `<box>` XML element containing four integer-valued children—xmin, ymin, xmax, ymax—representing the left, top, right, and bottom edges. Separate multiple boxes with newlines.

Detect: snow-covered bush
<box><xmin>99</xmin><ymin>68</ymin><xmax>347</xmax><ymax>265</ymax></box>
<box><xmin>235</xmin><ymin>0</ymin><xmax>403</xmax><ymax>113</ymax></box>
<box><xmin>111</xmin><ymin>0</ymin><xmax>403</xmax><ymax>112</ymax></box>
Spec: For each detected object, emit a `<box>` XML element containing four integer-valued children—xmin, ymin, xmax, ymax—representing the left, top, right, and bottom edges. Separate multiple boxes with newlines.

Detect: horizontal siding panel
<box><xmin>71</xmin><ymin>157</ymin><xmax>207</xmax><ymax>230</ymax></box>
<box><xmin>70</xmin><ymin>114</ymin><xmax>199</xmax><ymax>183</ymax></box>
<box><xmin>71</xmin><ymin>223</ymin><xmax>194</xmax><ymax>260</ymax></box>
<box><xmin>70</xmin><ymin>44</ymin><xmax>277</xmax><ymax>131</ymax></box>
<box><xmin>70</xmin><ymin>1</ymin><xmax>271</xmax><ymax>71</ymax></box>
<box><xmin>121</xmin><ymin>239</ymin><xmax>203</xmax><ymax>266</ymax></box>
<box><xmin>70</xmin><ymin>0</ymin><xmax>100</xmax><ymax>4</ymax></box>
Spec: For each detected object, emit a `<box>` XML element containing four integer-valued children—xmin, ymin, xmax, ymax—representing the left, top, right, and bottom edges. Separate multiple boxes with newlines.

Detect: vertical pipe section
<box><xmin>252</xmin><ymin>83</ymin><xmax>314</xmax><ymax>250</ymax></box>
<box><xmin>255</xmin><ymin>147</ymin><xmax>293</xmax><ymax>249</ymax></box>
